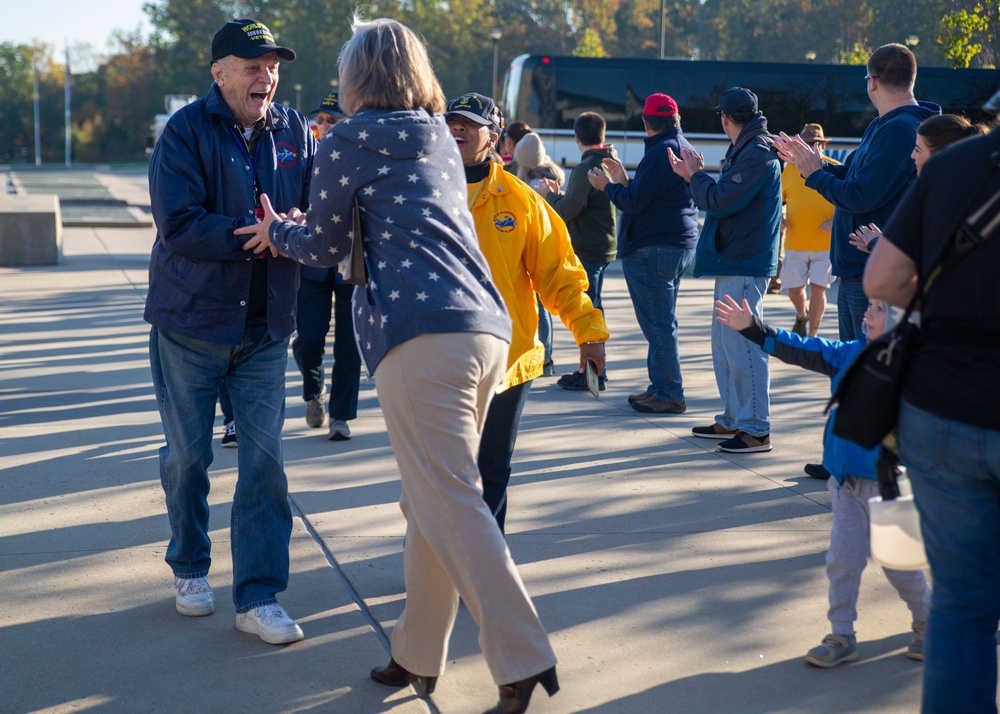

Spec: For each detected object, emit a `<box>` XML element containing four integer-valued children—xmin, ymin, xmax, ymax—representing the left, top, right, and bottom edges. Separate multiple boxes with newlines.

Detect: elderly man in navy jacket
<box><xmin>669</xmin><ymin>87</ymin><xmax>782</xmax><ymax>454</ymax></box>
<box><xmin>145</xmin><ymin>18</ymin><xmax>316</xmax><ymax>645</ymax></box>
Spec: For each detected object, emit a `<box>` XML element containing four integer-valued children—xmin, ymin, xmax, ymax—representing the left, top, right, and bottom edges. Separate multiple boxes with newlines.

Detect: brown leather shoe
<box><xmin>627</xmin><ymin>390</ymin><xmax>650</xmax><ymax>405</ymax></box>
<box><xmin>483</xmin><ymin>666</ymin><xmax>559</xmax><ymax>714</ymax></box>
<box><xmin>631</xmin><ymin>395</ymin><xmax>686</xmax><ymax>414</ymax></box>
<box><xmin>370</xmin><ymin>657</ymin><xmax>437</xmax><ymax>694</ymax></box>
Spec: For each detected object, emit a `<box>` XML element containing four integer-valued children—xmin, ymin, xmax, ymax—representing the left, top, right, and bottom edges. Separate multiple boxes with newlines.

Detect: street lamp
<box><xmin>805</xmin><ymin>51</ymin><xmax>817</xmax><ymax>62</ymax></box>
<box><xmin>905</xmin><ymin>35</ymin><xmax>919</xmax><ymax>49</ymax></box>
<box><xmin>294</xmin><ymin>83</ymin><xmax>303</xmax><ymax>112</ymax></box>
<box><xmin>489</xmin><ymin>28</ymin><xmax>502</xmax><ymax>102</ymax></box>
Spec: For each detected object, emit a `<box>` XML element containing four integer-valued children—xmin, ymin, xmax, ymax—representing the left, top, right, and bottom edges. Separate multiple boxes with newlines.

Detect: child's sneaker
<box><xmin>805</xmin><ymin>633</ymin><xmax>858</xmax><ymax>668</ymax></box>
<box><xmin>907</xmin><ymin>621</ymin><xmax>926</xmax><ymax>661</ymax></box>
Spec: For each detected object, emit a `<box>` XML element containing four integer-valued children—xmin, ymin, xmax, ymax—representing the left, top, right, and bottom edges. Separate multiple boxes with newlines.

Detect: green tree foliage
<box><xmin>939</xmin><ymin>1</ymin><xmax>999</xmax><ymax>68</ymax></box>
<box><xmin>0</xmin><ymin>43</ymin><xmax>37</xmax><ymax>163</ymax></box>
<box><xmin>573</xmin><ymin>28</ymin><xmax>607</xmax><ymax>57</ymax></box>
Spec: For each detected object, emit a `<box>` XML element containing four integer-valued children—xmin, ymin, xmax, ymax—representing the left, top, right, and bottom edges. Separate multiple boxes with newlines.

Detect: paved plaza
<box><xmin>0</xmin><ymin>169</ymin><xmax>936</xmax><ymax>713</ymax></box>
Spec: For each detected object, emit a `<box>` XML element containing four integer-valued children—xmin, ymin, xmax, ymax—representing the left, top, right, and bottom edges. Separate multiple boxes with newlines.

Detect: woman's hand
<box><xmin>714</xmin><ymin>294</ymin><xmax>753</xmax><ymax>331</ymax></box>
<box><xmin>234</xmin><ymin>193</ymin><xmax>281</xmax><ymax>258</ymax></box>
<box><xmin>849</xmin><ymin>223</ymin><xmax>882</xmax><ymax>253</ymax></box>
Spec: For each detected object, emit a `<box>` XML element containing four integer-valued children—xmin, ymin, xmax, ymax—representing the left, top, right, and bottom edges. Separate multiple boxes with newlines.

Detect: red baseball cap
<box><xmin>643</xmin><ymin>93</ymin><xmax>678</xmax><ymax>117</ymax></box>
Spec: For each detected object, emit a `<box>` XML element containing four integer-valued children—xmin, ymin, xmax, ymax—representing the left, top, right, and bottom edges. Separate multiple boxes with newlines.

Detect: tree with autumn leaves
<box><xmin>1</xmin><ymin>0</ymin><xmax>995</xmax><ymax>164</ymax></box>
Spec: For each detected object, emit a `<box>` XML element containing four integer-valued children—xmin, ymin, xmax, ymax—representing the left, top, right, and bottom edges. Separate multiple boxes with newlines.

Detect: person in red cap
<box><xmin>587</xmin><ymin>92</ymin><xmax>699</xmax><ymax>415</ymax></box>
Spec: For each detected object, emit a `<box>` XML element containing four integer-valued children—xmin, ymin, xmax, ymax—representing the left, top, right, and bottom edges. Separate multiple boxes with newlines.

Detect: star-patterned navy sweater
<box><xmin>270</xmin><ymin>108</ymin><xmax>511</xmax><ymax>374</ymax></box>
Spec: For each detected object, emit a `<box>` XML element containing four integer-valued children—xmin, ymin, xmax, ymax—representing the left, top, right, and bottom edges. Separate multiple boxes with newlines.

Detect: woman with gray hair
<box><xmin>236</xmin><ymin>16</ymin><xmax>559</xmax><ymax>714</ymax></box>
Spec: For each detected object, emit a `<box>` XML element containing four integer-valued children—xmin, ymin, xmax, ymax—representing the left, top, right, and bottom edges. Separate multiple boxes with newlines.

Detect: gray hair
<box><xmin>338</xmin><ymin>16</ymin><xmax>445</xmax><ymax>115</ymax></box>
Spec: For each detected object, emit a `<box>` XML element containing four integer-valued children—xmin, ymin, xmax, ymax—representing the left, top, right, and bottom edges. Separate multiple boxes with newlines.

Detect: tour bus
<box><xmin>499</xmin><ymin>54</ymin><xmax>997</xmax><ymax>172</ymax></box>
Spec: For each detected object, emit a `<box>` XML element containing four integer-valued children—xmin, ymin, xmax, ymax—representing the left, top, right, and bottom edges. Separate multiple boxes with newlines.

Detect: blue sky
<box><xmin>6</xmin><ymin>1</ymin><xmax>152</xmax><ymax>55</ymax></box>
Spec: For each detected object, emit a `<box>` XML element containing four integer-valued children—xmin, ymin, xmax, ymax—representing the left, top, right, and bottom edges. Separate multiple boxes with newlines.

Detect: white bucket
<box><xmin>869</xmin><ymin>493</ymin><xmax>928</xmax><ymax>571</ymax></box>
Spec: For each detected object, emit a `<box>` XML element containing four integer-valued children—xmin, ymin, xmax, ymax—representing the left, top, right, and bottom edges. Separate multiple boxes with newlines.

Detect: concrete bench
<box><xmin>0</xmin><ymin>194</ymin><xmax>62</xmax><ymax>266</ymax></box>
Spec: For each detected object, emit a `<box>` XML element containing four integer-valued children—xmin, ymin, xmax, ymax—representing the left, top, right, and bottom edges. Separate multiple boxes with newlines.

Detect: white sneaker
<box><xmin>305</xmin><ymin>390</ymin><xmax>327</xmax><ymax>428</ymax></box>
<box><xmin>175</xmin><ymin>576</ymin><xmax>215</xmax><ymax>617</ymax></box>
<box><xmin>236</xmin><ymin>603</ymin><xmax>304</xmax><ymax>644</ymax></box>
<box><xmin>328</xmin><ymin>419</ymin><xmax>351</xmax><ymax>441</ymax></box>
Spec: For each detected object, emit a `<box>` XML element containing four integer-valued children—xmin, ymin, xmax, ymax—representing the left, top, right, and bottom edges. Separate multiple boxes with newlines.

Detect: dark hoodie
<box><xmin>545</xmin><ymin>145</ymin><xmax>618</xmax><ymax>263</ymax></box>
<box><xmin>805</xmin><ymin>101</ymin><xmax>941</xmax><ymax>279</ymax></box>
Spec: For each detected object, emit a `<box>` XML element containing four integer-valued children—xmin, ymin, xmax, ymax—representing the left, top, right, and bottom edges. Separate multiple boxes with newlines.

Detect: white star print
<box><xmin>413</xmin><ymin>228</ymin><xmax>423</xmax><ymax>236</ymax></box>
<box><xmin>428</xmin><ymin>272</ymin><xmax>440</xmax><ymax>281</ymax></box>
<box><xmin>319</xmin><ymin>189</ymin><xmax>328</xmax><ymax>200</ymax></box>
<box><xmin>368</xmin><ymin>315</ymin><xmax>375</xmax><ymax>325</ymax></box>
<box><xmin>315</xmin><ymin>225</ymin><xmax>323</xmax><ymax>235</ymax></box>
<box><xmin>407</xmin><ymin>174</ymin><xmax>419</xmax><ymax>183</ymax></box>
<box><xmin>380</xmin><ymin>315</ymin><xmax>388</xmax><ymax>327</ymax></box>
<box><xmin>329</xmin><ymin>150</ymin><xmax>340</xmax><ymax>161</ymax></box>
<box><xmin>310</xmin><ymin>253</ymin><xmax>319</xmax><ymax>261</ymax></box>
<box><xmin>314</xmin><ymin>167</ymin><xmax>320</xmax><ymax>176</ymax></box>
<box><xmin>389</xmin><ymin>290</ymin><xmax>400</xmax><ymax>300</ymax></box>
<box><xmin>416</xmin><ymin>291</ymin><xmax>428</xmax><ymax>301</ymax></box>
<box><xmin>363</xmin><ymin>186</ymin><xmax>376</xmax><ymax>196</ymax></box>
<box><xmin>378</xmin><ymin>260</ymin><xmax>387</xmax><ymax>269</ymax></box>
<box><xmin>381</xmin><ymin>230</ymin><xmax>391</xmax><ymax>240</ymax></box>
<box><xmin>447</xmin><ymin>157</ymin><xmax>456</xmax><ymax>166</ymax></box>
<box><xmin>379</xmin><ymin>148</ymin><xmax>390</xmax><ymax>155</ymax></box>
<box><xmin>393</xmin><ymin>195</ymin><xmax>406</xmax><ymax>204</ymax></box>
<box><xmin>432</xmin><ymin>189</ymin><xmax>442</xmax><ymax>198</ymax></box>
<box><xmin>422</xmin><ymin>208</ymin><xmax>432</xmax><ymax>217</ymax></box>
<box><xmin>409</xmin><ymin>240</ymin><xmax>418</xmax><ymax>249</ymax></box>
<box><xmin>480</xmin><ymin>274</ymin><xmax>490</xmax><ymax>283</ymax></box>
<box><xmin>358</xmin><ymin>130</ymin><xmax>369</xmax><ymax>140</ymax></box>
<box><xmin>377</xmin><ymin>166</ymin><xmax>390</xmax><ymax>175</ymax></box>
<box><xmin>398</xmin><ymin>130</ymin><xmax>409</xmax><ymax>141</ymax></box>
<box><xmin>401</xmin><ymin>259</ymin><xmax>413</xmax><ymax>268</ymax></box>
<box><xmin>441</xmin><ymin>171</ymin><xmax>450</xmax><ymax>181</ymax></box>
<box><xmin>339</xmin><ymin>175</ymin><xmax>350</xmax><ymax>186</ymax></box>
<box><xmin>328</xmin><ymin>246</ymin><xmax>339</xmax><ymax>255</ymax></box>
<box><xmin>331</xmin><ymin>214</ymin><xmax>342</xmax><ymax>224</ymax></box>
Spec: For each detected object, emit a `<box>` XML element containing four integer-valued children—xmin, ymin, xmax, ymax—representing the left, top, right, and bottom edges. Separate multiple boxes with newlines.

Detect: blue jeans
<box><xmin>478</xmin><ymin>380</ymin><xmax>533</xmax><ymax>534</ymax></box>
<box><xmin>149</xmin><ymin>320</ymin><xmax>292</xmax><ymax>612</ymax></box>
<box><xmin>218</xmin><ymin>385</ymin><xmax>233</xmax><ymax>424</ymax></box>
<box><xmin>535</xmin><ymin>295</ymin><xmax>552</xmax><ymax>364</ymax></box>
<box><xmin>899</xmin><ymin>400</ymin><xmax>1000</xmax><ymax>714</ymax></box>
<box><xmin>623</xmin><ymin>246</ymin><xmax>694</xmax><ymax>401</ymax></box>
<box><xmin>580</xmin><ymin>258</ymin><xmax>610</xmax><ymax>313</ymax></box>
<box><xmin>292</xmin><ymin>274</ymin><xmax>361</xmax><ymax>420</ymax></box>
<box><xmin>711</xmin><ymin>276</ymin><xmax>770</xmax><ymax>436</ymax></box>
<box><xmin>837</xmin><ymin>276</ymin><xmax>868</xmax><ymax>341</ymax></box>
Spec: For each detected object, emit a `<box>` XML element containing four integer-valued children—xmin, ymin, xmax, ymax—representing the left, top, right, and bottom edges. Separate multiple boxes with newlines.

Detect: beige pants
<box><xmin>374</xmin><ymin>332</ymin><xmax>557</xmax><ymax>684</ymax></box>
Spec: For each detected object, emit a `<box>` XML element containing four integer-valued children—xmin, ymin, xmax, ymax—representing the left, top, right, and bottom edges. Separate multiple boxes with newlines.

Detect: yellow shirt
<box><xmin>468</xmin><ymin>162</ymin><xmax>609</xmax><ymax>390</ymax></box>
<box><xmin>781</xmin><ymin>156</ymin><xmax>840</xmax><ymax>252</ymax></box>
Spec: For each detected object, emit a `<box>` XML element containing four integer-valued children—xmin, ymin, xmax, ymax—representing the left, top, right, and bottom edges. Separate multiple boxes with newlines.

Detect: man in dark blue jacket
<box><xmin>669</xmin><ymin>87</ymin><xmax>782</xmax><ymax>453</ymax></box>
<box><xmin>146</xmin><ymin>18</ymin><xmax>316</xmax><ymax>645</ymax></box>
<box><xmin>588</xmin><ymin>93</ymin><xmax>699</xmax><ymax>414</ymax></box>
<box><xmin>775</xmin><ymin>43</ymin><xmax>940</xmax><ymax>340</ymax></box>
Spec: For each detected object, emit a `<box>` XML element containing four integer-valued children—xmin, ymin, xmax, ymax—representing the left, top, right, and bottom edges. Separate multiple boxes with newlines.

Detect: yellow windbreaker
<box><xmin>468</xmin><ymin>162</ymin><xmax>609</xmax><ymax>390</ymax></box>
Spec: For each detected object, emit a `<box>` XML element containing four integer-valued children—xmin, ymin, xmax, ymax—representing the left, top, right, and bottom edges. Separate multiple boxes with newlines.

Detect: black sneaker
<box><xmin>221</xmin><ymin>420</ymin><xmax>238</xmax><ymax>448</ymax></box>
<box><xmin>692</xmin><ymin>423</ymin><xmax>738</xmax><ymax>439</ymax></box>
<box><xmin>557</xmin><ymin>371</ymin><xmax>606</xmax><ymax>391</ymax></box>
<box><xmin>804</xmin><ymin>463</ymin><xmax>830</xmax><ymax>480</ymax></box>
<box><xmin>717</xmin><ymin>431</ymin><xmax>771</xmax><ymax>453</ymax></box>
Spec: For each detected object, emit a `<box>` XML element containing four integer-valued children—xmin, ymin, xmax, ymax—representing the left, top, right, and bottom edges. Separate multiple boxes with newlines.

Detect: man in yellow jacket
<box><xmin>446</xmin><ymin>93</ymin><xmax>609</xmax><ymax>532</ymax></box>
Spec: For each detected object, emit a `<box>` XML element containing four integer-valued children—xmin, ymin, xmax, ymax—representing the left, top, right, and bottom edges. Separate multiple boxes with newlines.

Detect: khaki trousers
<box><xmin>374</xmin><ymin>332</ymin><xmax>557</xmax><ymax>684</ymax></box>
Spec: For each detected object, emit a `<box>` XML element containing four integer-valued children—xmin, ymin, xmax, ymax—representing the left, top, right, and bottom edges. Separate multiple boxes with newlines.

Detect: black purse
<box><xmin>827</xmin><ymin>294</ymin><xmax>920</xmax><ymax>450</ymax></box>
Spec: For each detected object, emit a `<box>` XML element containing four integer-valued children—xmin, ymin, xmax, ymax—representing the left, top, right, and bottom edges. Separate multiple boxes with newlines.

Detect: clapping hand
<box><xmin>714</xmin><ymin>294</ymin><xmax>754</xmax><ymax>331</ymax></box>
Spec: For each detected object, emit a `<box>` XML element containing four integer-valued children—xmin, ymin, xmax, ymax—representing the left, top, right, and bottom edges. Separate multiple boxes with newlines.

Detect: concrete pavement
<box><xmin>0</xmin><ymin>170</ymin><xmax>930</xmax><ymax>713</ymax></box>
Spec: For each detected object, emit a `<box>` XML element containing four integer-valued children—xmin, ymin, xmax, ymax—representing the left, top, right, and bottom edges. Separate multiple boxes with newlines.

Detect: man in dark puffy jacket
<box><xmin>145</xmin><ymin>18</ymin><xmax>315</xmax><ymax>645</ymax></box>
<box><xmin>588</xmin><ymin>95</ymin><xmax>700</xmax><ymax>412</ymax></box>
<box><xmin>668</xmin><ymin>87</ymin><xmax>782</xmax><ymax>453</ymax></box>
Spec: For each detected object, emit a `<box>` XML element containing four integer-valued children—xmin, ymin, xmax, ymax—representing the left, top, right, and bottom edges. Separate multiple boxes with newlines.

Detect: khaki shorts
<box><xmin>781</xmin><ymin>249</ymin><xmax>833</xmax><ymax>289</ymax></box>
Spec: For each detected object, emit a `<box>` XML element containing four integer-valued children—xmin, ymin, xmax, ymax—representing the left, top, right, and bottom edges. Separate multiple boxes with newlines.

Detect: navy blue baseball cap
<box><xmin>211</xmin><ymin>19</ymin><xmax>296</xmax><ymax>63</ymax></box>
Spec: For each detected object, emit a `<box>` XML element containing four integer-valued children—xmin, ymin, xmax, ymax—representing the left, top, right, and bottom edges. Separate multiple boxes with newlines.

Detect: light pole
<box><xmin>489</xmin><ymin>28</ymin><xmax>502</xmax><ymax>102</ymax></box>
<box><xmin>805</xmin><ymin>51</ymin><xmax>817</xmax><ymax>62</ymax></box>
<box><xmin>905</xmin><ymin>35</ymin><xmax>920</xmax><ymax>49</ymax></box>
<box><xmin>659</xmin><ymin>0</ymin><xmax>666</xmax><ymax>58</ymax></box>
<box><xmin>294</xmin><ymin>83</ymin><xmax>303</xmax><ymax>112</ymax></box>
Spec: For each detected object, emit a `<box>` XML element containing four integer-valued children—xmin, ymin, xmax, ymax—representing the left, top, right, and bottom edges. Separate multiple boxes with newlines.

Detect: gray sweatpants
<box><xmin>826</xmin><ymin>476</ymin><xmax>931</xmax><ymax>636</ymax></box>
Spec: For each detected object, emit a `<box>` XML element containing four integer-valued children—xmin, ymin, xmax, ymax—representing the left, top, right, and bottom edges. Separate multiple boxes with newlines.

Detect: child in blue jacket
<box><xmin>715</xmin><ymin>294</ymin><xmax>930</xmax><ymax>668</ymax></box>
